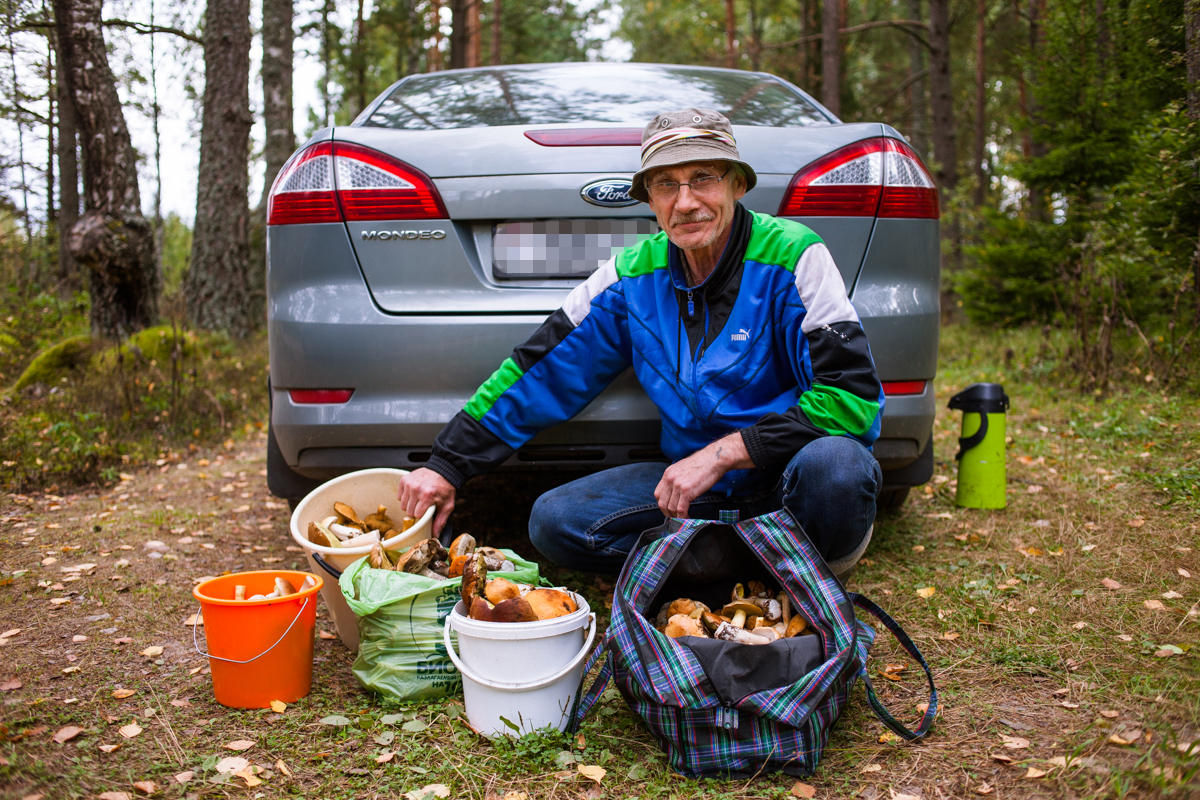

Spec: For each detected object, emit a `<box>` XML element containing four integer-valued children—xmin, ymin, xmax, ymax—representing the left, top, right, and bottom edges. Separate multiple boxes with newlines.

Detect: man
<box><xmin>398</xmin><ymin>108</ymin><xmax>883</xmax><ymax>573</ymax></box>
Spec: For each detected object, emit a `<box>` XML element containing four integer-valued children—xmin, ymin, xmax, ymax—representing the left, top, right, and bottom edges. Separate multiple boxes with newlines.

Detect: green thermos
<box><xmin>948</xmin><ymin>383</ymin><xmax>1010</xmax><ymax>509</ymax></box>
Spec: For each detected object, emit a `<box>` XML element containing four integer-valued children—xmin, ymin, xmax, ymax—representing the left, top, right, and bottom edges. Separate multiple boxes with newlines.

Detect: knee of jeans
<box><xmin>790</xmin><ymin>438</ymin><xmax>877</xmax><ymax>494</ymax></box>
<box><xmin>528</xmin><ymin>493</ymin><xmax>561</xmax><ymax>552</ymax></box>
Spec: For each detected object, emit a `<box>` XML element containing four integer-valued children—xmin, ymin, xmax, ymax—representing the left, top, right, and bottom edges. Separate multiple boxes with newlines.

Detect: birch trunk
<box><xmin>821</xmin><ymin>0</ymin><xmax>840</xmax><ymax>115</ymax></box>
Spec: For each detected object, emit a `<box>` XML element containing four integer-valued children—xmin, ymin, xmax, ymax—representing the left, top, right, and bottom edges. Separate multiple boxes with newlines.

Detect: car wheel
<box><xmin>877</xmin><ymin>487</ymin><xmax>910</xmax><ymax>513</ymax></box>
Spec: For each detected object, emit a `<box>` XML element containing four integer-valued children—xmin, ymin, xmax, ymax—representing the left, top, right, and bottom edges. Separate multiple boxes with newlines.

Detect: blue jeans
<box><xmin>528</xmin><ymin>436</ymin><xmax>882</xmax><ymax>574</ymax></box>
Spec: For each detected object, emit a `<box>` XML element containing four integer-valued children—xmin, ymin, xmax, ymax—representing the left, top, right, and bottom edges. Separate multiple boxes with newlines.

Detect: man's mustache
<box><xmin>669</xmin><ymin>210</ymin><xmax>715</xmax><ymax>227</ymax></box>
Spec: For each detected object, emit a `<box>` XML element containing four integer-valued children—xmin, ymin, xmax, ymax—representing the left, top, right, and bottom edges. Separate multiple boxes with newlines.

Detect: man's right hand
<box><xmin>397</xmin><ymin>467</ymin><xmax>456</xmax><ymax>537</ymax></box>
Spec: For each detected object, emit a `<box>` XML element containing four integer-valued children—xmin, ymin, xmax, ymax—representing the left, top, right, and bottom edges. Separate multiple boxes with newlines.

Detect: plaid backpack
<box><xmin>570</xmin><ymin>510</ymin><xmax>937</xmax><ymax>778</ymax></box>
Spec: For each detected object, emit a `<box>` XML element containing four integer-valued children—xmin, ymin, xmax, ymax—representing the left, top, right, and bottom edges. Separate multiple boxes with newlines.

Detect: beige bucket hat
<box><xmin>629</xmin><ymin>108</ymin><xmax>758</xmax><ymax>203</ymax></box>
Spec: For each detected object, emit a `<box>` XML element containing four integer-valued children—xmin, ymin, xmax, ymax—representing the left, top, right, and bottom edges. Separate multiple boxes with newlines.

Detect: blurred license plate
<box><xmin>492</xmin><ymin>219</ymin><xmax>659</xmax><ymax>278</ymax></box>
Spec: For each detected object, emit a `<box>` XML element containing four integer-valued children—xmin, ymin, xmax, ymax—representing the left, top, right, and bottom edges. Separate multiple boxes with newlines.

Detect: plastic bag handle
<box><xmin>443</xmin><ymin>612</ymin><xmax>597</xmax><ymax>692</ymax></box>
<box><xmin>191</xmin><ymin>596</ymin><xmax>310</xmax><ymax>664</ymax></box>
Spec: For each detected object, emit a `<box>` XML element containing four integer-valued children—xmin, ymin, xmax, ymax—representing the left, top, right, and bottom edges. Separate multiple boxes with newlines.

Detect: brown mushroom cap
<box><xmin>367</xmin><ymin>543</ymin><xmax>385</xmax><ymax>569</ymax></box>
<box><xmin>448</xmin><ymin>533</ymin><xmax>477</xmax><ymax>559</ymax></box>
<box><xmin>460</xmin><ymin>552</ymin><xmax>488</xmax><ymax>607</ymax></box>
<box><xmin>700</xmin><ymin>611</ymin><xmax>730</xmax><ymax>634</ymax></box>
<box><xmin>525</xmin><ymin>588</ymin><xmax>577</xmax><ymax>620</ymax></box>
<box><xmin>274</xmin><ymin>577</ymin><xmax>297</xmax><ymax>597</ymax></box>
<box><xmin>785</xmin><ymin>615</ymin><xmax>809</xmax><ymax>638</ymax></box>
<box><xmin>363</xmin><ymin>505</ymin><xmax>395</xmax><ymax>534</ymax></box>
<box><xmin>663</xmin><ymin>614</ymin><xmax>707</xmax><ymax>639</ymax></box>
<box><xmin>468</xmin><ymin>597</ymin><xmax>495</xmax><ymax>621</ymax></box>
<box><xmin>484</xmin><ymin>577</ymin><xmax>522</xmax><ymax>604</ymax></box>
<box><xmin>395</xmin><ymin>539</ymin><xmax>437</xmax><ymax>574</ymax></box>
<box><xmin>307</xmin><ymin>521</ymin><xmax>336</xmax><ymax>549</ymax></box>
<box><xmin>747</xmin><ymin>580</ymin><xmax>768</xmax><ymax>597</ymax></box>
<box><xmin>333</xmin><ymin>501</ymin><xmax>364</xmax><ymax>526</ymax></box>
<box><xmin>490</xmin><ymin>597</ymin><xmax>539</xmax><ymax>623</ymax></box>
<box><xmin>447</xmin><ymin>555</ymin><xmax>470</xmax><ymax>578</ymax></box>
<box><xmin>719</xmin><ymin>600</ymin><xmax>762</xmax><ymax>618</ymax></box>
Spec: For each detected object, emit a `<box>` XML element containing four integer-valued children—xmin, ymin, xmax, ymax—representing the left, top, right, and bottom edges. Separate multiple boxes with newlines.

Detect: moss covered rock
<box><xmin>12</xmin><ymin>335</ymin><xmax>96</xmax><ymax>391</ymax></box>
<box><xmin>93</xmin><ymin>325</ymin><xmax>205</xmax><ymax>371</ymax></box>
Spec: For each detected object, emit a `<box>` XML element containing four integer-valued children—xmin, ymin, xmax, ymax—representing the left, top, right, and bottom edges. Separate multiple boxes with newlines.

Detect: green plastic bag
<box><xmin>339</xmin><ymin>549</ymin><xmax>540</xmax><ymax>701</ymax></box>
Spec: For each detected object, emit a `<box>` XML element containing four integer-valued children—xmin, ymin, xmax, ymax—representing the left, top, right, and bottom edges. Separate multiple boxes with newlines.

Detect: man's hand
<box><xmin>654</xmin><ymin>433</ymin><xmax>753</xmax><ymax>519</ymax></box>
<box><xmin>397</xmin><ymin>468</ymin><xmax>456</xmax><ymax>537</ymax></box>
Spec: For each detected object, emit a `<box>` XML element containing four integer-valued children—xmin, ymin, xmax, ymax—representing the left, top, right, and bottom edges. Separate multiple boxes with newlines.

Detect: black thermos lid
<box><xmin>948</xmin><ymin>382</ymin><xmax>1009</xmax><ymax>414</ymax></box>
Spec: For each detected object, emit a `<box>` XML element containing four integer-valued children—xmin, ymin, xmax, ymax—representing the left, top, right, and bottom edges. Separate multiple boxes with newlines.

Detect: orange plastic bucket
<box><xmin>192</xmin><ymin>570</ymin><xmax>323</xmax><ymax>709</ymax></box>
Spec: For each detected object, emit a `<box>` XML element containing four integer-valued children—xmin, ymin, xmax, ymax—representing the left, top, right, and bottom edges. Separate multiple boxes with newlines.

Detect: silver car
<box><xmin>266</xmin><ymin>62</ymin><xmax>939</xmax><ymax>510</ymax></box>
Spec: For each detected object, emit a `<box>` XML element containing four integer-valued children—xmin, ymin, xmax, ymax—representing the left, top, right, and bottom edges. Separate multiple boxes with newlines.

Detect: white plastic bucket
<box><xmin>444</xmin><ymin>592</ymin><xmax>596</xmax><ymax>738</ymax></box>
<box><xmin>289</xmin><ymin>468</ymin><xmax>435</xmax><ymax>650</ymax></box>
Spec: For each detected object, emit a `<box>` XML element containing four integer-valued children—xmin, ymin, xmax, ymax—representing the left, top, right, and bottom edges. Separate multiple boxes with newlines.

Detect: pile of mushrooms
<box><xmin>656</xmin><ymin>580</ymin><xmax>814</xmax><ymax>645</ymax></box>
<box><xmin>460</xmin><ymin>551</ymin><xmax>577</xmax><ymax>623</ymax></box>
<box><xmin>306</xmin><ymin>501</ymin><xmax>417</xmax><ymax>550</ymax></box>
<box><xmin>234</xmin><ymin>575</ymin><xmax>316</xmax><ymax>602</ymax></box>
<box><xmin>364</xmin><ymin>533</ymin><xmax>517</xmax><ymax>581</ymax></box>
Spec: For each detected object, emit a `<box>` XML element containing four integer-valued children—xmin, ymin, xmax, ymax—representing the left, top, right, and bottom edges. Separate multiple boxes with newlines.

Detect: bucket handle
<box><xmin>443</xmin><ymin>612</ymin><xmax>597</xmax><ymax>692</ymax></box>
<box><xmin>192</xmin><ymin>596</ymin><xmax>311</xmax><ymax>664</ymax></box>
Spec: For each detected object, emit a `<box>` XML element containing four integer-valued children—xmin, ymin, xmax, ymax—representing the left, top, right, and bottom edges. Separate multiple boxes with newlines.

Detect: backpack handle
<box><xmin>851</xmin><ymin>593</ymin><xmax>938</xmax><ymax>740</ymax></box>
<box><xmin>567</xmin><ymin>642</ymin><xmax>613</xmax><ymax>733</ymax></box>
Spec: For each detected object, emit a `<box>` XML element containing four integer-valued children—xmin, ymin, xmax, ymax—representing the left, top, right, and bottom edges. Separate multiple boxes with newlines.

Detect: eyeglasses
<box><xmin>647</xmin><ymin>169</ymin><xmax>731</xmax><ymax>201</ymax></box>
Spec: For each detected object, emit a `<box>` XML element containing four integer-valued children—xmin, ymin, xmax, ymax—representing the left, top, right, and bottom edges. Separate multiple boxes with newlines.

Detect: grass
<box><xmin>0</xmin><ymin>321</ymin><xmax>1198</xmax><ymax>799</ymax></box>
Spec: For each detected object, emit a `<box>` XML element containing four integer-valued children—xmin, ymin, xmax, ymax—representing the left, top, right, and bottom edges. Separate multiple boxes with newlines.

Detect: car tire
<box><xmin>876</xmin><ymin>487</ymin><xmax>910</xmax><ymax>513</ymax></box>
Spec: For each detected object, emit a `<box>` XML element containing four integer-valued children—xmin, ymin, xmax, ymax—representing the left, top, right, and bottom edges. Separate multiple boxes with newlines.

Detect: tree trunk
<box><xmin>1026</xmin><ymin>0</ymin><xmax>1047</xmax><ymax>220</ymax></box>
<box><xmin>186</xmin><ymin>0</ymin><xmax>254</xmax><ymax>337</ymax></box>
<box><xmin>724</xmin><ymin>0</ymin><xmax>737</xmax><ymax>69</ymax></box>
<box><xmin>320</xmin><ymin>0</ymin><xmax>332</xmax><ymax>125</ymax></box>
<box><xmin>821</xmin><ymin>0</ymin><xmax>840</xmax><ymax>115</ymax></box>
<box><xmin>52</xmin><ymin>0</ymin><xmax>158</xmax><ymax>335</ymax></box>
<box><xmin>907</xmin><ymin>0</ymin><xmax>927</xmax><ymax>156</ymax></box>
<box><xmin>260</xmin><ymin>0</ymin><xmax>294</xmax><ymax>203</ymax></box>
<box><xmin>46</xmin><ymin>40</ymin><xmax>56</xmax><ymax>234</ymax></box>
<box><xmin>491</xmin><ymin>0</ymin><xmax>501</xmax><ymax>65</ymax></box>
<box><xmin>974</xmin><ymin>0</ymin><xmax>986</xmax><ymax>207</ymax></box>
<box><xmin>354</xmin><ymin>0</ymin><xmax>367</xmax><ymax>115</ymax></box>
<box><xmin>748</xmin><ymin>0</ymin><xmax>762</xmax><ymax>71</ymax></box>
<box><xmin>467</xmin><ymin>0</ymin><xmax>480</xmax><ymax>67</ymax></box>
<box><xmin>805</xmin><ymin>0</ymin><xmax>819</xmax><ymax>93</ymax></box>
<box><xmin>1186</xmin><ymin>0</ymin><xmax>1199</xmax><ymax>120</ymax></box>
<box><xmin>54</xmin><ymin>40</ymin><xmax>79</xmax><ymax>292</ymax></box>
<box><xmin>928</xmin><ymin>0</ymin><xmax>956</xmax><ymax>192</ymax></box>
<box><xmin>429</xmin><ymin>0</ymin><xmax>443</xmax><ymax>71</ymax></box>
<box><xmin>449</xmin><ymin>0</ymin><xmax>468</xmax><ymax>68</ymax></box>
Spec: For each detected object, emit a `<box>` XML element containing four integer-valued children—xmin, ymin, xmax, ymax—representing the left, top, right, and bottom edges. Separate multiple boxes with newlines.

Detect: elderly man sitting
<box><xmin>397</xmin><ymin>108</ymin><xmax>883</xmax><ymax>574</ymax></box>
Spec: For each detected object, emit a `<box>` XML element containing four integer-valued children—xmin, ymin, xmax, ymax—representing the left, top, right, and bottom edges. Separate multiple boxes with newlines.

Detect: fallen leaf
<box><xmin>1047</xmin><ymin>756</ymin><xmax>1068</xmax><ymax>767</ymax></box>
<box><xmin>112</xmin><ymin>689</ymin><xmax>136</xmax><ymax>699</ymax></box>
<box><xmin>276</xmin><ymin>759</ymin><xmax>291</xmax><ymax>777</ymax></box>
<box><xmin>879</xmin><ymin>731</ymin><xmax>902</xmax><ymax>744</ymax></box>
<box><xmin>941</xmin><ymin>631</ymin><xmax>960</xmax><ymax>641</ymax></box>
<box><xmin>215</xmin><ymin>756</ymin><xmax>249</xmax><ymax>774</ymax></box>
<box><xmin>991</xmin><ymin>753</ymin><xmax>1014</xmax><ymax>763</ymax></box>
<box><xmin>1144</xmin><ymin>599</ymin><xmax>1165</xmax><ymax>610</ymax></box>
<box><xmin>375</xmin><ymin>752</ymin><xmax>395</xmax><ymax>763</ymax></box>
<box><xmin>1154</xmin><ymin>648</ymin><xmax>1177</xmax><ymax>658</ymax></box>
<box><xmin>173</xmin><ymin>771</ymin><xmax>193</xmax><ymax>784</ymax></box>
<box><xmin>1180</xmin><ymin>568</ymin><xmax>1192</xmax><ymax>579</ymax></box>
<box><xmin>1</xmin><ymin>679</ymin><xmax>23</xmax><ymax>691</ymax></box>
<box><xmin>50</xmin><ymin>597</ymin><xmax>71</xmax><ymax>605</ymax></box>
<box><xmin>114</xmin><ymin>637</ymin><xmax>132</xmax><ymax>644</ymax></box>
<box><xmin>1072</xmin><ymin>621</ymin><xmax>1088</xmax><ymax>630</ymax></box>
<box><xmin>1118</xmin><ymin>634</ymin><xmax>1133</xmax><ymax>641</ymax></box>
<box><xmin>183</xmin><ymin>614</ymin><xmax>202</xmax><ymax>627</ymax></box>
<box><xmin>118</xmin><ymin>723</ymin><xmax>142</xmax><ymax>739</ymax></box>
<box><xmin>577</xmin><ymin>765</ymin><xmax>606</xmax><ymax>784</ymax></box>
<box><xmin>1061</xmin><ymin>701</ymin><xmax>1080</xmax><ymax>708</ymax></box>
<box><xmin>132</xmin><ymin>780</ymin><xmax>157</xmax><ymax>795</ymax></box>
<box><xmin>916</xmin><ymin>586</ymin><xmax>937</xmax><ymax>599</ymax></box>
<box><xmin>223</xmin><ymin>739</ymin><xmax>254</xmax><ymax>751</ymax></box>
<box><xmin>318</xmin><ymin>630</ymin><xmax>337</xmax><ymax>640</ymax></box>
<box><xmin>234</xmin><ymin>768</ymin><xmax>262</xmax><ymax>788</ymax></box>
<box><xmin>860</xmin><ymin>763</ymin><xmax>882</xmax><ymax>773</ymax></box>
<box><xmin>1162</xmin><ymin>591</ymin><xmax>1184</xmax><ymax>599</ymax></box>
<box><xmin>1101</xmin><ymin>578</ymin><xmax>1122</xmax><ymax>590</ymax></box>
<box><xmin>1127</xmin><ymin>518</ymin><xmax>1145</xmax><ymax>528</ymax></box>
<box><xmin>401</xmin><ymin>719</ymin><xmax>428</xmax><ymax>733</ymax></box>
<box><xmin>1027</xmin><ymin>484</ymin><xmax>1043</xmax><ymax>493</ymax></box>
<box><xmin>98</xmin><ymin>793</ymin><xmax>131</xmax><ymax>800</ymax></box>
<box><xmin>789</xmin><ymin>781</ymin><xmax>816</xmax><ymax>798</ymax></box>
<box><xmin>403</xmin><ymin>785</ymin><xmax>451</xmax><ymax>800</ymax></box>
<box><xmin>880</xmin><ymin>663</ymin><xmax>906</xmax><ymax>681</ymax></box>
<box><xmin>270</xmin><ymin>700</ymin><xmax>286</xmax><ymax>713</ymax></box>
<box><xmin>1024</xmin><ymin>767</ymin><xmax>1048</xmax><ymax>778</ymax></box>
<box><xmin>1099</xmin><ymin>709</ymin><xmax>1118</xmax><ymax>718</ymax></box>
<box><xmin>319</xmin><ymin>715</ymin><xmax>351</xmax><ymax>726</ymax></box>
<box><xmin>99</xmin><ymin>744</ymin><xmax>120</xmax><ymax>753</ymax></box>
<box><xmin>1000</xmin><ymin>735</ymin><xmax>1030</xmax><ymax>749</ymax></box>
<box><xmin>188</xmin><ymin>666</ymin><xmax>203</xmax><ymax>675</ymax></box>
<box><xmin>975</xmin><ymin>783</ymin><xmax>994</xmax><ymax>795</ymax></box>
<box><xmin>140</xmin><ymin>646</ymin><xmax>163</xmax><ymax>657</ymax></box>
<box><xmin>1051</xmin><ymin>687</ymin><xmax>1069</xmax><ymax>696</ymax></box>
<box><xmin>1</xmin><ymin>629</ymin><xmax>22</xmax><ymax>639</ymax></box>
<box><xmin>1109</xmin><ymin>731</ymin><xmax>1142</xmax><ymax>745</ymax></box>
<box><xmin>169</xmin><ymin>699</ymin><xmax>189</xmax><ymax>708</ymax></box>
<box><xmin>53</xmin><ymin>726</ymin><xmax>83</xmax><ymax>743</ymax></box>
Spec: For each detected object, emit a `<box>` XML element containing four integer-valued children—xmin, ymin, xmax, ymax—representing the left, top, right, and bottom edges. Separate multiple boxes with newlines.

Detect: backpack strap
<box><xmin>568</xmin><ymin>641</ymin><xmax>613</xmax><ymax>733</ymax></box>
<box><xmin>851</xmin><ymin>593</ymin><xmax>938</xmax><ymax>741</ymax></box>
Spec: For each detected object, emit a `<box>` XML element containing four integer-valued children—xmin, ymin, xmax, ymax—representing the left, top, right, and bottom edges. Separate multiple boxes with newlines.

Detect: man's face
<box><xmin>645</xmin><ymin>160</ymin><xmax>746</xmax><ymax>253</ymax></box>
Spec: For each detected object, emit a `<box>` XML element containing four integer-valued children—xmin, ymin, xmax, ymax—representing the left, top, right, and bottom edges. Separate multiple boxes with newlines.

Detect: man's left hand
<box><xmin>654</xmin><ymin>433</ymin><xmax>753</xmax><ymax>519</ymax></box>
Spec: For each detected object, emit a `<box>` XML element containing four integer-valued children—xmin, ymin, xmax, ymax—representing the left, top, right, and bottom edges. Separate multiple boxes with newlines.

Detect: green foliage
<box><xmin>11</xmin><ymin>334</ymin><xmax>97</xmax><ymax>391</ymax></box>
<box><xmin>160</xmin><ymin>213</ymin><xmax>194</xmax><ymax>297</ymax></box>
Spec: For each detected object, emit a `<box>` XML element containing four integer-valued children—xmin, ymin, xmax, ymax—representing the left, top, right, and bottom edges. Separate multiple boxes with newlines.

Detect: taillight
<box><xmin>267</xmin><ymin>142</ymin><xmax>340</xmax><ymax>225</ymax></box>
<box><xmin>267</xmin><ymin>142</ymin><xmax>447</xmax><ymax>225</ymax></box>
<box><xmin>778</xmin><ymin>137</ymin><xmax>938</xmax><ymax>219</ymax></box>
<box><xmin>289</xmin><ymin>389</ymin><xmax>354</xmax><ymax>404</ymax></box>
<box><xmin>882</xmin><ymin>380</ymin><xmax>927</xmax><ymax>396</ymax></box>
<box><xmin>333</xmin><ymin>142</ymin><xmax>447</xmax><ymax>221</ymax></box>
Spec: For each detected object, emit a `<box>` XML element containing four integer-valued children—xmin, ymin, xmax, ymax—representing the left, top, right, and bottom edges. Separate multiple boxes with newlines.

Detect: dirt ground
<box><xmin>1</xmin><ymin>370</ymin><xmax>1199</xmax><ymax>799</ymax></box>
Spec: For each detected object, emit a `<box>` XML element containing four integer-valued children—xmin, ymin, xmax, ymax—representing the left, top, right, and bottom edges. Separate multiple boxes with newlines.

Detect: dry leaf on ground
<box><xmin>52</xmin><ymin>726</ymin><xmax>83</xmax><ymax>743</ymax></box>
<box><xmin>403</xmin><ymin>785</ymin><xmax>451</xmax><ymax>800</ymax></box>
<box><xmin>1072</xmin><ymin>621</ymin><xmax>1088</xmax><ymax>630</ymax></box>
<box><xmin>140</xmin><ymin>646</ymin><xmax>163</xmax><ymax>657</ymax></box>
<box><xmin>112</xmin><ymin>689</ymin><xmax>135</xmax><ymax>699</ymax></box>
<box><xmin>270</xmin><ymin>700</ymin><xmax>286</xmax><ymax>713</ymax></box>
<box><xmin>1127</xmin><ymin>518</ymin><xmax>1145</xmax><ymax>528</ymax></box>
<box><xmin>1101</xmin><ymin>578</ymin><xmax>1122</xmax><ymax>590</ymax></box>
<box><xmin>0</xmin><ymin>679</ymin><xmax>22</xmax><ymax>691</ymax></box>
<box><xmin>99</xmin><ymin>744</ymin><xmax>120</xmax><ymax>753</ymax></box>
<box><xmin>215</xmin><ymin>756</ymin><xmax>249</xmax><ymax>774</ymax></box>
<box><xmin>1145</xmin><ymin>599</ymin><xmax>1165</xmax><ymax>610</ymax></box>
<box><xmin>1179</xmin><ymin>568</ymin><xmax>1192</xmax><ymax>578</ymax></box>
<box><xmin>1000</xmin><ymin>735</ymin><xmax>1030</xmax><ymax>749</ymax></box>
<box><xmin>1024</xmin><ymin>767</ymin><xmax>1048</xmax><ymax>778</ymax></box>
<box><xmin>173</xmin><ymin>772</ymin><xmax>193</xmax><ymax>784</ymax></box>
<box><xmin>276</xmin><ymin>759</ymin><xmax>291</xmax><ymax>777</ymax></box>
<box><xmin>169</xmin><ymin>699</ymin><xmax>190</xmax><ymax>708</ymax></box>
<box><xmin>132</xmin><ymin>780</ymin><xmax>157</xmax><ymax>795</ymax></box>
<box><xmin>1163</xmin><ymin>590</ymin><xmax>1183</xmax><ymax>599</ymax></box>
<box><xmin>975</xmin><ymin>783</ymin><xmax>994</xmax><ymax>795</ymax></box>
<box><xmin>790</xmin><ymin>781</ymin><xmax>816</xmax><ymax>798</ymax></box>
<box><xmin>942</xmin><ymin>631</ymin><xmax>960</xmax><ymax>640</ymax></box>
<box><xmin>223</xmin><ymin>739</ymin><xmax>254</xmax><ymax>751</ymax></box>
<box><xmin>860</xmin><ymin>763</ymin><xmax>882</xmax><ymax>774</ymax></box>
<box><xmin>376</xmin><ymin>752</ymin><xmax>395</xmax><ymax>763</ymax></box>
<box><xmin>118</xmin><ymin>723</ymin><xmax>142</xmax><ymax>739</ymax></box>
<box><xmin>97</xmin><ymin>793</ymin><xmax>131</xmax><ymax>800</ymax></box>
<box><xmin>234</xmin><ymin>769</ymin><xmax>262</xmax><ymax>788</ymax></box>
<box><xmin>916</xmin><ymin>586</ymin><xmax>937</xmax><ymax>598</ymax></box>
<box><xmin>183</xmin><ymin>615</ymin><xmax>203</xmax><ymax>627</ymax></box>
<box><xmin>577</xmin><ymin>765</ymin><xmax>606</xmax><ymax>783</ymax></box>
<box><xmin>318</xmin><ymin>630</ymin><xmax>337</xmax><ymax>640</ymax></box>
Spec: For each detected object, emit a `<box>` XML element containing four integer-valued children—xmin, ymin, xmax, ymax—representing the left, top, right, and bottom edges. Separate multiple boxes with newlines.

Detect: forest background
<box><xmin>0</xmin><ymin>0</ymin><xmax>1197</xmax><ymax>491</ymax></box>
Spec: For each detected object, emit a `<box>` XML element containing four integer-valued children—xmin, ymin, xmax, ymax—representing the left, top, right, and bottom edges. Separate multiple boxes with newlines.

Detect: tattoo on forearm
<box><xmin>715</xmin><ymin>446</ymin><xmax>723</xmax><ymax>461</ymax></box>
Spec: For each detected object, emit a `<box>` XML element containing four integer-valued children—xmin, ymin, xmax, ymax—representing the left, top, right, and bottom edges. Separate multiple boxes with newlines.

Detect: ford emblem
<box><xmin>581</xmin><ymin>178</ymin><xmax>638</xmax><ymax>208</ymax></box>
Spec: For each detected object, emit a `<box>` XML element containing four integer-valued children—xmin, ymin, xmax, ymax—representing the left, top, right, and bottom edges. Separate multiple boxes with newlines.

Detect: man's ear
<box><xmin>732</xmin><ymin>168</ymin><xmax>748</xmax><ymax>201</ymax></box>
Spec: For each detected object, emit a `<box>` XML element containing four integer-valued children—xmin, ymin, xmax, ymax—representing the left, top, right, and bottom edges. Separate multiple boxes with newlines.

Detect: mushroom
<box><xmin>300</xmin><ymin>576</ymin><xmax>317</xmax><ymax>592</ymax></box>
<box><xmin>499</xmin><ymin>560</ymin><xmax>516</xmax><ymax>572</ymax></box>
<box><xmin>485</xmin><ymin>577</ymin><xmax>522</xmax><ymax>604</ymax></box>
<box><xmin>447</xmin><ymin>555</ymin><xmax>470</xmax><ymax>578</ymax></box>
<box><xmin>470</xmin><ymin>596</ymin><xmax>539</xmax><ymax>623</ymax></box>
<box><xmin>341</xmin><ymin>530</ymin><xmax>381</xmax><ymax>549</ymax></box>
<box><xmin>731</xmin><ymin>583</ymin><xmax>745</xmax><ymax>601</ymax></box>
<box><xmin>747</xmin><ymin>580</ymin><xmax>768</xmax><ymax>597</ymax></box>
<box><xmin>429</xmin><ymin>560</ymin><xmax>450</xmax><ymax>577</ymax></box>
<box><xmin>329</xmin><ymin>522</ymin><xmax>363</xmax><ymax>541</ymax></box>
<box><xmin>719</xmin><ymin>600</ymin><xmax>762</xmax><ymax>629</ymax></box>
<box><xmin>461</xmin><ymin>552</ymin><xmax>487</xmax><ymax>607</ymax></box>
<box><xmin>274</xmin><ymin>577</ymin><xmax>297</xmax><ymax>597</ymax></box>
<box><xmin>394</xmin><ymin>539</ymin><xmax>439</xmax><ymax>574</ymax></box>
<box><xmin>333</xmin><ymin>502</ymin><xmax>366</xmax><ymax>531</ymax></box>
<box><xmin>234</xmin><ymin>585</ymin><xmax>246</xmax><ymax>601</ymax></box>
<box><xmin>713</xmin><ymin>621</ymin><xmax>770</xmax><ymax>645</ymax></box>
<box><xmin>363</xmin><ymin>505</ymin><xmax>395</xmax><ymax>534</ymax></box>
<box><xmin>772</xmin><ymin>621</ymin><xmax>788</xmax><ymax>638</ymax></box>
<box><xmin>524</xmin><ymin>588</ymin><xmax>577</xmax><ymax>620</ymax></box>
<box><xmin>448</xmin><ymin>534</ymin><xmax>476</xmax><ymax>559</ymax></box>
<box><xmin>307</xmin><ymin>521</ymin><xmax>339</xmax><ymax>548</ymax></box>
<box><xmin>368</xmin><ymin>543</ymin><xmax>386</xmax><ymax>569</ymax></box>
<box><xmin>248</xmin><ymin>593</ymin><xmax>270</xmax><ymax>601</ymax></box>
<box><xmin>748</xmin><ymin>597</ymin><xmax>782</xmax><ymax>622</ymax></box>
<box><xmin>663</xmin><ymin>614</ymin><xmax>707</xmax><ymax>638</ymax></box>
<box><xmin>476</xmin><ymin>547</ymin><xmax>509</xmax><ymax>571</ymax></box>
<box><xmin>700</xmin><ymin>611</ymin><xmax>731</xmax><ymax>635</ymax></box>
<box><xmin>751</xmin><ymin>625</ymin><xmax>779</xmax><ymax>642</ymax></box>
<box><xmin>419</xmin><ymin>568</ymin><xmax>448</xmax><ymax>581</ymax></box>
<box><xmin>400</xmin><ymin>516</ymin><xmax>417</xmax><ymax>532</ymax></box>
<box><xmin>785</xmin><ymin>615</ymin><xmax>809</xmax><ymax>638</ymax></box>
<box><xmin>778</xmin><ymin>592</ymin><xmax>791</xmax><ymax>627</ymax></box>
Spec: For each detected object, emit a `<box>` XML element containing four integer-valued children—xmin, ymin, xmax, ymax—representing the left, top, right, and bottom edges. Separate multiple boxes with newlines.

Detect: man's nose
<box><xmin>675</xmin><ymin>184</ymin><xmax>702</xmax><ymax>213</ymax></box>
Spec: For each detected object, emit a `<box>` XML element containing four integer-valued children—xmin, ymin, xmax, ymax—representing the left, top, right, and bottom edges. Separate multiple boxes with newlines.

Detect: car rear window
<box><xmin>363</xmin><ymin>64</ymin><xmax>829</xmax><ymax>130</ymax></box>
